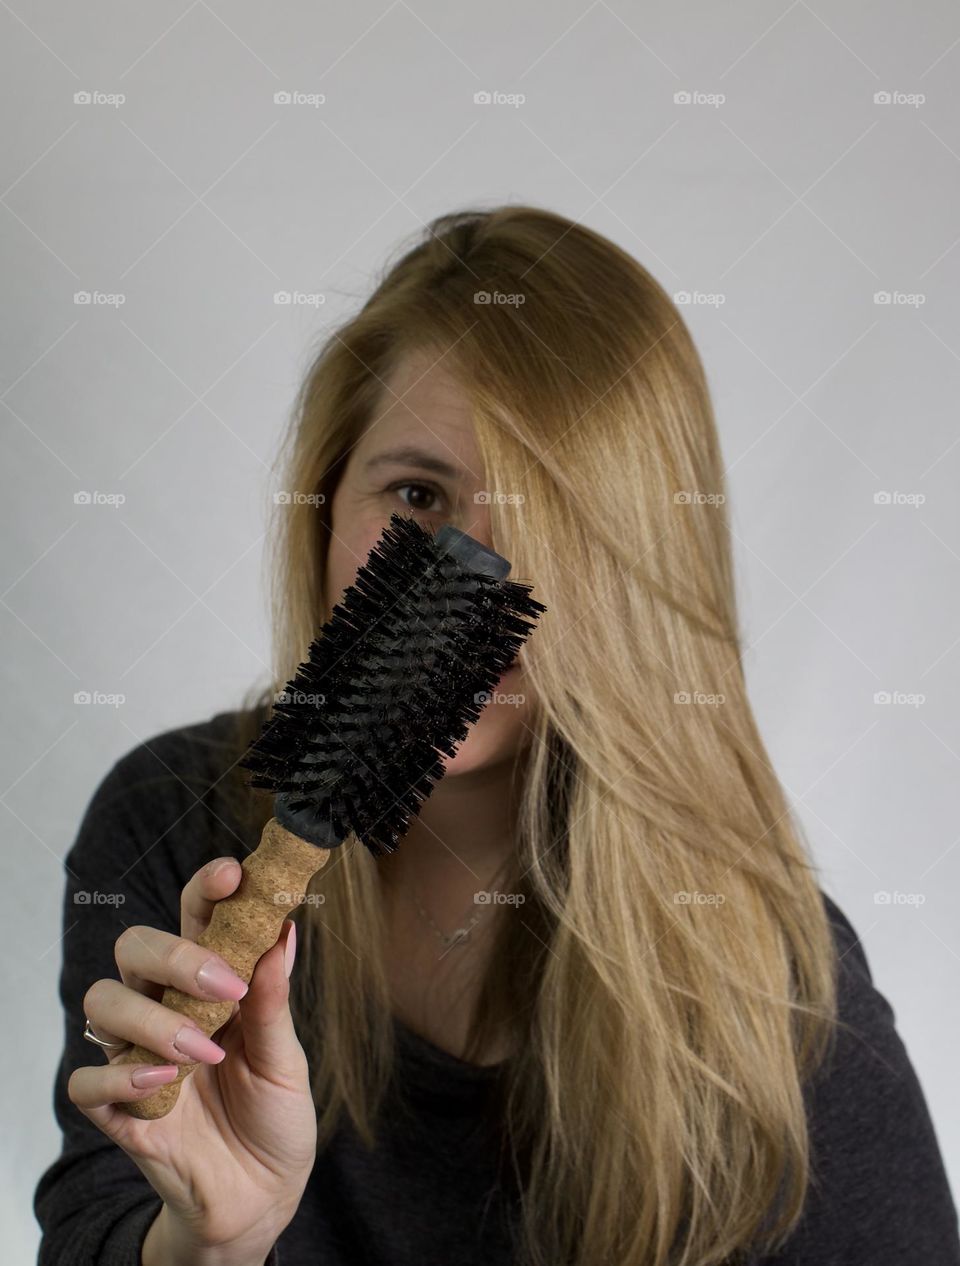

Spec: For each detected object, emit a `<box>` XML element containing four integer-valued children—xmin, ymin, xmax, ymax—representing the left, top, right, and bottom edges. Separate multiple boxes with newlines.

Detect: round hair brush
<box><xmin>116</xmin><ymin>511</ymin><xmax>545</xmax><ymax>1118</ymax></box>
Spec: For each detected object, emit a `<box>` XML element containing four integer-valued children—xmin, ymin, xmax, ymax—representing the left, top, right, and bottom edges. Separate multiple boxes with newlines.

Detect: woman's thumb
<box><xmin>234</xmin><ymin>919</ymin><xmax>301</xmax><ymax>1076</ymax></box>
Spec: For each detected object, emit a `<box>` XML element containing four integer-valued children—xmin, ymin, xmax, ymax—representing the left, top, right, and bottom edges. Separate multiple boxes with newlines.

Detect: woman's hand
<box><xmin>67</xmin><ymin>857</ymin><xmax>317</xmax><ymax>1261</ymax></box>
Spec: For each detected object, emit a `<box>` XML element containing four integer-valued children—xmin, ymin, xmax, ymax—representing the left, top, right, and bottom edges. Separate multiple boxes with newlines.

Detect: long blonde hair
<box><xmin>234</xmin><ymin>205</ymin><xmax>840</xmax><ymax>1266</ymax></box>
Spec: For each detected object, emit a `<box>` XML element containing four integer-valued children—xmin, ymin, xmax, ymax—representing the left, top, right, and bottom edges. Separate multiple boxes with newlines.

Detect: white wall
<box><xmin>4</xmin><ymin>2</ymin><xmax>958</xmax><ymax>1259</ymax></box>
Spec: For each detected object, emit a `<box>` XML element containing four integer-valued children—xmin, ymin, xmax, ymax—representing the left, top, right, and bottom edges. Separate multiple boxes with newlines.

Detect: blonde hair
<box><xmin>235</xmin><ymin>205</ymin><xmax>840</xmax><ymax>1266</ymax></box>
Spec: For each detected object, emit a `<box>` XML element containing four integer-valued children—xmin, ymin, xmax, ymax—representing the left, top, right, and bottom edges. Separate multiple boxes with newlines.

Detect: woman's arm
<box><xmin>33</xmin><ymin>719</ymin><xmax>283</xmax><ymax>1265</ymax></box>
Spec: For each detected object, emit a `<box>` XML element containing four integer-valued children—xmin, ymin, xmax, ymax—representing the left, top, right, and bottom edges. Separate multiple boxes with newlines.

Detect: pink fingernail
<box><xmin>131</xmin><ymin>1065</ymin><xmax>179</xmax><ymax>1088</ymax></box>
<box><xmin>174</xmin><ymin>1025</ymin><xmax>226</xmax><ymax>1063</ymax></box>
<box><xmin>207</xmin><ymin>857</ymin><xmax>238</xmax><ymax>879</ymax></box>
<box><xmin>196</xmin><ymin>959</ymin><xmax>249</xmax><ymax>1000</ymax></box>
<box><xmin>284</xmin><ymin>921</ymin><xmax>297</xmax><ymax>979</ymax></box>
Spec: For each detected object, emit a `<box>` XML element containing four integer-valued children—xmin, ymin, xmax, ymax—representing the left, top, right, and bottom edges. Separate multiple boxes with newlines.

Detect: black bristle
<box><xmin>239</xmin><ymin>512</ymin><xmax>546</xmax><ymax>857</ymax></box>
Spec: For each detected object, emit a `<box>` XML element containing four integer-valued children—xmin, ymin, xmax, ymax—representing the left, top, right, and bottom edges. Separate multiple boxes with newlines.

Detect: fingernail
<box><xmin>203</xmin><ymin>858</ymin><xmax>228</xmax><ymax>877</ymax></box>
<box><xmin>174</xmin><ymin>1025</ymin><xmax>226</xmax><ymax>1064</ymax></box>
<box><xmin>284</xmin><ymin>921</ymin><xmax>297</xmax><ymax>979</ymax></box>
<box><xmin>132</xmin><ymin>1065</ymin><xmax>179</xmax><ymax>1088</ymax></box>
<box><xmin>196</xmin><ymin>958</ymin><xmax>249</xmax><ymax>1000</ymax></box>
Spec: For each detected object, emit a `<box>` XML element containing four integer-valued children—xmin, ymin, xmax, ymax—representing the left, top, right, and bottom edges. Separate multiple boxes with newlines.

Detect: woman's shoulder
<box><xmin>812</xmin><ymin>887</ymin><xmax>931</xmax><ymax>1108</ymax></box>
<box><xmin>87</xmin><ymin>708</ymin><xmax>254</xmax><ymax>811</ymax></box>
<box><xmin>778</xmin><ymin>888</ymin><xmax>960</xmax><ymax>1262</ymax></box>
<box><xmin>818</xmin><ymin>889</ymin><xmax>891</xmax><ymax>1028</ymax></box>
<box><xmin>64</xmin><ymin>708</ymin><xmax>264</xmax><ymax>929</ymax></box>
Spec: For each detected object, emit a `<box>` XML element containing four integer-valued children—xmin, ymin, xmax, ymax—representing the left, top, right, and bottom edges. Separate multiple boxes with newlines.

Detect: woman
<box><xmin>35</xmin><ymin>206</ymin><xmax>960</xmax><ymax>1265</ymax></box>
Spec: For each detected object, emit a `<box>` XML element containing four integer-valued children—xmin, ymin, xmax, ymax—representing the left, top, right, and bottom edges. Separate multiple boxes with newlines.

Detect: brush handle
<box><xmin>115</xmin><ymin>817</ymin><xmax>331</xmax><ymax>1119</ymax></box>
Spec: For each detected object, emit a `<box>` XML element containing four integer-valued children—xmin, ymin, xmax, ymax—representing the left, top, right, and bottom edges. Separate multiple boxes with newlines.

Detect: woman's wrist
<box><xmin>142</xmin><ymin>1200</ymin><xmax>288</xmax><ymax>1266</ymax></box>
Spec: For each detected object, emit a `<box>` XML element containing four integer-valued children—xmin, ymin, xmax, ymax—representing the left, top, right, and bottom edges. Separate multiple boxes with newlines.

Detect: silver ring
<box><xmin>83</xmin><ymin>1017</ymin><xmax>130</xmax><ymax>1051</ymax></box>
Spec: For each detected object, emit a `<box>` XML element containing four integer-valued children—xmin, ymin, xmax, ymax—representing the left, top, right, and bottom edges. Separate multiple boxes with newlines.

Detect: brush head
<box><xmin>239</xmin><ymin>512</ymin><xmax>545</xmax><ymax>857</ymax></box>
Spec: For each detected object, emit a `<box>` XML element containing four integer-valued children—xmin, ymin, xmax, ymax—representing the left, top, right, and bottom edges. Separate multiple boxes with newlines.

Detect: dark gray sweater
<box><xmin>34</xmin><ymin>711</ymin><xmax>960</xmax><ymax>1265</ymax></box>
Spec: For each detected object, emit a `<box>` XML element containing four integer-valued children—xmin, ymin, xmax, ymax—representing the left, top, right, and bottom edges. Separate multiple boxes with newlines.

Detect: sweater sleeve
<box><xmin>33</xmin><ymin>717</ymin><xmax>283</xmax><ymax>1266</ymax></box>
<box><xmin>759</xmin><ymin>893</ymin><xmax>960</xmax><ymax>1264</ymax></box>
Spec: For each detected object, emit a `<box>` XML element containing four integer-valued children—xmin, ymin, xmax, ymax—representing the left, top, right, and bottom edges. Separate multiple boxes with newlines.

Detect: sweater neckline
<box><xmin>392</xmin><ymin>1013</ymin><xmax>505</xmax><ymax>1079</ymax></box>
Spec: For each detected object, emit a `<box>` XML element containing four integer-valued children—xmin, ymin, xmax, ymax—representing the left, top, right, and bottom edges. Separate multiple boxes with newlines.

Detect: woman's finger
<box><xmin>81</xmin><ymin>1016</ymin><xmax>130</xmax><ymax>1054</ymax></box>
<box><xmin>113</xmin><ymin>924</ymin><xmax>249</xmax><ymax>1003</ymax></box>
<box><xmin>82</xmin><ymin>978</ymin><xmax>229</xmax><ymax>1068</ymax></box>
<box><xmin>67</xmin><ymin>1061</ymin><xmax>180</xmax><ymax>1133</ymax></box>
<box><xmin>180</xmin><ymin>855</ymin><xmax>243</xmax><ymax>943</ymax></box>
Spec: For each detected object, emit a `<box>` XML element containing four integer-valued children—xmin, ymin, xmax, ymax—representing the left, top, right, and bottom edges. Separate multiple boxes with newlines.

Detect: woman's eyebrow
<box><xmin>364</xmin><ymin>445</ymin><xmax>465</xmax><ymax>481</ymax></box>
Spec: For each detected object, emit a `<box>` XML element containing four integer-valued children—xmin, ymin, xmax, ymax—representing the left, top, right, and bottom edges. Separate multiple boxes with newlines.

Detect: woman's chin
<box><xmin>436</xmin><ymin>667</ymin><xmax>531</xmax><ymax>777</ymax></box>
<box><xmin>441</xmin><ymin>730</ymin><xmax>531</xmax><ymax>779</ymax></box>
<box><xmin>439</xmin><ymin>739</ymin><xmax>498</xmax><ymax>777</ymax></box>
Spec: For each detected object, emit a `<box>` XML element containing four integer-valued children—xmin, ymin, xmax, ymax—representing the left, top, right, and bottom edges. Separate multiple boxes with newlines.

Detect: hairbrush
<box><xmin>116</xmin><ymin>511</ymin><xmax>545</xmax><ymax>1118</ymax></box>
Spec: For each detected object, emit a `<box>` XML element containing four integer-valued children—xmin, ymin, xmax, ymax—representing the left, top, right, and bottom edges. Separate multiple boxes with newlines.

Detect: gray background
<box><xmin>3</xmin><ymin>2</ymin><xmax>958</xmax><ymax>1259</ymax></box>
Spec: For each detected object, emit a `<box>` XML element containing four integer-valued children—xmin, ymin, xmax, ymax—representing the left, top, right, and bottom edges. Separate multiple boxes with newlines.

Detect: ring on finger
<box><xmin>82</xmin><ymin>1017</ymin><xmax>131</xmax><ymax>1051</ymax></box>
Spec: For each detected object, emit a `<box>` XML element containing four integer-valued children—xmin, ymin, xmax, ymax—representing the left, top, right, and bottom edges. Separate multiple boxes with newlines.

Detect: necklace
<box><xmin>412</xmin><ymin>890</ymin><xmax>485</xmax><ymax>950</ymax></box>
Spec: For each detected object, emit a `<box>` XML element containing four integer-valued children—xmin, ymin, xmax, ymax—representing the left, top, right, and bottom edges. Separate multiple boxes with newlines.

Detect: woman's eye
<box><xmin>389</xmin><ymin>482</ymin><xmax>443</xmax><ymax>512</ymax></box>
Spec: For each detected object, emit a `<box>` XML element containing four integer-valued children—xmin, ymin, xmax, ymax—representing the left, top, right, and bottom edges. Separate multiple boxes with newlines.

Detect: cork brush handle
<box><xmin>115</xmin><ymin>817</ymin><xmax>332</xmax><ymax>1120</ymax></box>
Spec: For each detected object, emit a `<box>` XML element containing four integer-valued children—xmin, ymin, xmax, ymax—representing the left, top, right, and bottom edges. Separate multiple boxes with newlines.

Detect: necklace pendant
<box><xmin>447</xmin><ymin>927</ymin><xmax>470</xmax><ymax>947</ymax></box>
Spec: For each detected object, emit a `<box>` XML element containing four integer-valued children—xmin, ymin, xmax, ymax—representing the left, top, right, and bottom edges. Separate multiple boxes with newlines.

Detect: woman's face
<box><xmin>323</xmin><ymin>348</ymin><xmax>536</xmax><ymax>777</ymax></box>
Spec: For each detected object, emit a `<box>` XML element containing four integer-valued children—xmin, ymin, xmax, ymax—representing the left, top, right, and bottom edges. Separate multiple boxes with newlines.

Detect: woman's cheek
<box><xmin>442</xmin><ymin>676</ymin><xmax>533</xmax><ymax>774</ymax></box>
